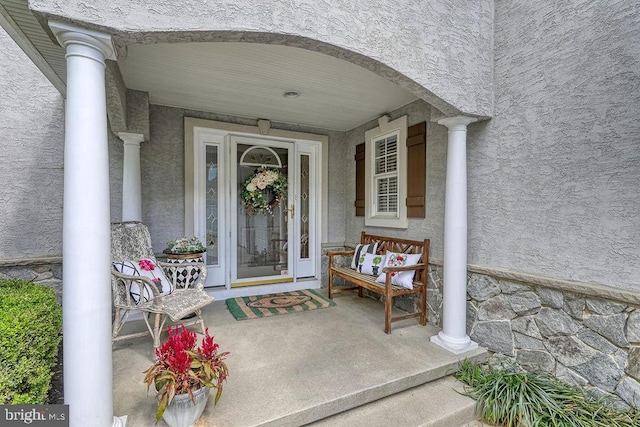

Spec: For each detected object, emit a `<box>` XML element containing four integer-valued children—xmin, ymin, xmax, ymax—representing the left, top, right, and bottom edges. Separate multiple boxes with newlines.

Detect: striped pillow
<box><xmin>350</xmin><ymin>242</ymin><xmax>379</xmax><ymax>269</ymax></box>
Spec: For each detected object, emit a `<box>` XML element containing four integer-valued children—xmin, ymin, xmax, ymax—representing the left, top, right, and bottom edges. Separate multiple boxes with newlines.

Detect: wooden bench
<box><xmin>328</xmin><ymin>232</ymin><xmax>430</xmax><ymax>333</ymax></box>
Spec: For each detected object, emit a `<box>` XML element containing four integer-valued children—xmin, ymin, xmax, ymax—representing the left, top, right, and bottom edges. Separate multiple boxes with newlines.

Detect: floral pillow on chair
<box><xmin>112</xmin><ymin>258</ymin><xmax>174</xmax><ymax>304</ymax></box>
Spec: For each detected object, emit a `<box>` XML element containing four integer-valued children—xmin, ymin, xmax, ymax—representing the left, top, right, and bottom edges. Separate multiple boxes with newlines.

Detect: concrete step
<box><xmin>308</xmin><ymin>375</ymin><xmax>479</xmax><ymax>427</ymax></box>
<box><xmin>260</xmin><ymin>347</ymin><xmax>487</xmax><ymax>427</ymax></box>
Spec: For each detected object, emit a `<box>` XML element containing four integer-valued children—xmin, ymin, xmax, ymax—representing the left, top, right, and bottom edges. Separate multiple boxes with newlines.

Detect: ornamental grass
<box><xmin>456</xmin><ymin>359</ymin><xmax>640</xmax><ymax>427</ymax></box>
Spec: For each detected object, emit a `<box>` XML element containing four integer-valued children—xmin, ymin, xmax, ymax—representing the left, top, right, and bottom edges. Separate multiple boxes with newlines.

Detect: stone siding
<box><xmin>0</xmin><ymin>258</ymin><xmax>63</xmax><ymax>305</ymax></box>
<box><xmin>427</xmin><ymin>266</ymin><xmax>640</xmax><ymax>409</ymax></box>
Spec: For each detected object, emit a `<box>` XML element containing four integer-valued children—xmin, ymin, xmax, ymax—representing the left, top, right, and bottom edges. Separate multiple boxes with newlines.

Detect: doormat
<box><xmin>225</xmin><ymin>289</ymin><xmax>336</xmax><ymax>320</ymax></box>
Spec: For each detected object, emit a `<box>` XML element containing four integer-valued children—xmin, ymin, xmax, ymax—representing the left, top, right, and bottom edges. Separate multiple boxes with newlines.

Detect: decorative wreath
<box><xmin>241</xmin><ymin>167</ymin><xmax>287</xmax><ymax>215</ymax></box>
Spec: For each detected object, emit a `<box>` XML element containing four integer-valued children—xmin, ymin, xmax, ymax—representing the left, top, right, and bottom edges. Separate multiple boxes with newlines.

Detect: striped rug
<box><xmin>225</xmin><ymin>289</ymin><xmax>336</xmax><ymax>320</ymax></box>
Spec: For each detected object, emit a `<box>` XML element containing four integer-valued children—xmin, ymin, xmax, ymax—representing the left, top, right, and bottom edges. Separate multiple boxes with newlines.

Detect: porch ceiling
<box><xmin>119</xmin><ymin>42</ymin><xmax>418</xmax><ymax>132</ymax></box>
<box><xmin>1</xmin><ymin>0</ymin><xmax>418</xmax><ymax>132</ymax></box>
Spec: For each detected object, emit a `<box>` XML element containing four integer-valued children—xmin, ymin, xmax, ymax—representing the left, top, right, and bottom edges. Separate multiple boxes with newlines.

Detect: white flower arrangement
<box><xmin>164</xmin><ymin>236</ymin><xmax>206</xmax><ymax>254</ymax></box>
<box><xmin>241</xmin><ymin>167</ymin><xmax>287</xmax><ymax>215</ymax></box>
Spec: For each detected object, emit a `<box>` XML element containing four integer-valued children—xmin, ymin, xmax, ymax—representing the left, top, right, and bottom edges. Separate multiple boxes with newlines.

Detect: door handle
<box><xmin>289</xmin><ymin>204</ymin><xmax>295</xmax><ymax>219</ymax></box>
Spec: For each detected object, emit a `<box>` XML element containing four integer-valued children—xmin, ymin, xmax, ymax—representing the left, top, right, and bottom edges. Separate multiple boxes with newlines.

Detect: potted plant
<box><xmin>143</xmin><ymin>325</ymin><xmax>229</xmax><ymax>427</ymax></box>
<box><xmin>164</xmin><ymin>236</ymin><xmax>206</xmax><ymax>255</ymax></box>
<box><xmin>163</xmin><ymin>237</ymin><xmax>207</xmax><ymax>288</ymax></box>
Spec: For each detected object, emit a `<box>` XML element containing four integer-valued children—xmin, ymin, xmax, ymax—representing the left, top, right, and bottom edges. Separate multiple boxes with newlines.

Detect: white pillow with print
<box><xmin>350</xmin><ymin>242</ymin><xmax>379</xmax><ymax>269</ymax></box>
<box><xmin>375</xmin><ymin>251</ymin><xmax>422</xmax><ymax>289</ymax></box>
<box><xmin>358</xmin><ymin>253</ymin><xmax>386</xmax><ymax>276</ymax></box>
<box><xmin>112</xmin><ymin>259</ymin><xmax>174</xmax><ymax>304</ymax></box>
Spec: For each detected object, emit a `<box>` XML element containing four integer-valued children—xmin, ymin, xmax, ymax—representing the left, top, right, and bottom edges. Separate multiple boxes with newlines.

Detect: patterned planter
<box><xmin>163</xmin><ymin>251</ymin><xmax>205</xmax><ymax>289</ymax></box>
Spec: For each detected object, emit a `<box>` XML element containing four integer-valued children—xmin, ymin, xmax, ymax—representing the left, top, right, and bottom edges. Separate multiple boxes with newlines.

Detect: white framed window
<box><xmin>365</xmin><ymin>115</ymin><xmax>408</xmax><ymax>228</ymax></box>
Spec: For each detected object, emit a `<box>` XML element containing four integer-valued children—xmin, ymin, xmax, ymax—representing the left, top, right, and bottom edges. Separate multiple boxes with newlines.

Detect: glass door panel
<box><xmin>205</xmin><ymin>145</ymin><xmax>219</xmax><ymax>265</ymax></box>
<box><xmin>294</xmin><ymin>143</ymin><xmax>316</xmax><ymax>278</ymax></box>
<box><xmin>232</xmin><ymin>138</ymin><xmax>292</xmax><ymax>286</ymax></box>
<box><xmin>199</xmin><ymin>141</ymin><xmax>226</xmax><ymax>287</ymax></box>
<box><xmin>299</xmin><ymin>154</ymin><xmax>310</xmax><ymax>259</ymax></box>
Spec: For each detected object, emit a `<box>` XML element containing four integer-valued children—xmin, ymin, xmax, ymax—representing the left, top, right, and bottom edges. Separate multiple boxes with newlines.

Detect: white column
<box><xmin>49</xmin><ymin>22</ymin><xmax>126</xmax><ymax>427</ymax></box>
<box><xmin>118</xmin><ymin>133</ymin><xmax>144</xmax><ymax>222</ymax></box>
<box><xmin>431</xmin><ymin>115</ymin><xmax>479</xmax><ymax>355</ymax></box>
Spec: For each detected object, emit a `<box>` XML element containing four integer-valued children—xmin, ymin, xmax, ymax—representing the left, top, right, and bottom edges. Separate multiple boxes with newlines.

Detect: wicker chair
<box><xmin>110</xmin><ymin>221</ymin><xmax>214</xmax><ymax>348</ymax></box>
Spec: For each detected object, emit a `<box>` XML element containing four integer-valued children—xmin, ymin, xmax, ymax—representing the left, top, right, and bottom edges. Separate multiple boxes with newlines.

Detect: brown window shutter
<box><xmin>406</xmin><ymin>122</ymin><xmax>426</xmax><ymax>218</ymax></box>
<box><xmin>354</xmin><ymin>142</ymin><xmax>365</xmax><ymax>216</ymax></box>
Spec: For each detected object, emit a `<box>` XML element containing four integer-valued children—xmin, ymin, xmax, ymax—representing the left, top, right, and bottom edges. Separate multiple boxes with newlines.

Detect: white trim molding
<box><xmin>364</xmin><ymin>115</ymin><xmax>408</xmax><ymax>229</ymax></box>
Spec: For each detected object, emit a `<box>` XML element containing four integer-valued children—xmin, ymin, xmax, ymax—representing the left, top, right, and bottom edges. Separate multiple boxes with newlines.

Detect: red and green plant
<box><xmin>143</xmin><ymin>325</ymin><xmax>229</xmax><ymax>423</ymax></box>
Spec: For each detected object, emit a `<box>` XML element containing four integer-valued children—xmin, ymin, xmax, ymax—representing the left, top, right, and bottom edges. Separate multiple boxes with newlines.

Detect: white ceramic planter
<box><xmin>160</xmin><ymin>386</ymin><xmax>209</xmax><ymax>427</ymax></box>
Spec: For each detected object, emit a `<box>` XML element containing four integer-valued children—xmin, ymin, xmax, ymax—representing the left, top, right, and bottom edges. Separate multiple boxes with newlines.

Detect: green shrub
<box><xmin>456</xmin><ymin>359</ymin><xmax>640</xmax><ymax>427</ymax></box>
<box><xmin>0</xmin><ymin>278</ymin><xmax>62</xmax><ymax>404</ymax></box>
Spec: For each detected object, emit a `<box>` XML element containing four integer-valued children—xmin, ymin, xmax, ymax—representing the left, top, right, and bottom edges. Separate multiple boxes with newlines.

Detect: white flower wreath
<box><xmin>240</xmin><ymin>168</ymin><xmax>287</xmax><ymax>215</ymax></box>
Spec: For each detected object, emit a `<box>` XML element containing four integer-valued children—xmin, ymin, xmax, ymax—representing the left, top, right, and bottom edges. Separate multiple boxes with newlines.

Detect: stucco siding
<box><xmin>325</xmin><ymin>130</ymin><xmax>348</xmax><ymax>244</ymax></box>
<box><xmin>109</xmin><ymin>130</ymin><xmax>123</xmax><ymax>223</ymax></box>
<box><xmin>467</xmin><ymin>1</ymin><xmax>640</xmax><ymax>291</ymax></box>
<box><xmin>30</xmin><ymin>0</ymin><xmax>494</xmax><ymax>118</ymax></box>
<box><xmin>0</xmin><ymin>26</ymin><xmax>64</xmax><ymax>259</ymax></box>
<box><xmin>3</xmin><ymin>0</ymin><xmax>638</xmax><ymax>296</ymax></box>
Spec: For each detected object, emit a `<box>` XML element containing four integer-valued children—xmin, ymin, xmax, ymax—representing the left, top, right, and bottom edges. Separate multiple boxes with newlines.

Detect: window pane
<box><xmin>386</xmin><ymin>137</ymin><xmax>397</xmax><ymax>172</ymax></box>
<box><xmin>388</xmin><ymin>193</ymin><xmax>398</xmax><ymax>212</ymax></box>
<box><xmin>376</xmin><ymin>176</ymin><xmax>398</xmax><ymax>213</ymax></box>
<box><xmin>375</xmin><ymin>139</ymin><xmax>386</xmax><ymax>158</ymax></box>
<box><xmin>205</xmin><ymin>145</ymin><xmax>219</xmax><ymax>265</ymax></box>
<box><xmin>374</xmin><ymin>135</ymin><xmax>398</xmax><ymax>174</ymax></box>
<box><xmin>300</xmin><ymin>155</ymin><xmax>310</xmax><ymax>259</ymax></box>
<box><xmin>373</xmin><ymin>132</ymin><xmax>400</xmax><ymax>215</ymax></box>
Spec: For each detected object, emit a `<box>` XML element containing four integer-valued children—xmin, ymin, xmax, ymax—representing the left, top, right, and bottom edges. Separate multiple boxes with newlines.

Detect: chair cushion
<box><xmin>358</xmin><ymin>253</ymin><xmax>386</xmax><ymax>276</ymax></box>
<box><xmin>112</xmin><ymin>259</ymin><xmax>174</xmax><ymax>304</ymax></box>
<box><xmin>350</xmin><ymin>242</ymin><xmax>378</xmax><ymax>269</ymax></box>
<box><xmin>376</xmin><ymin>251</ymin><xmax>421</xmax><ymax>289</ymax></box>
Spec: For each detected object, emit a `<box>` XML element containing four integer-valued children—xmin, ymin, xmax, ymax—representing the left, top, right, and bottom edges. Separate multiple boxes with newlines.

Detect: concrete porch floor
<box><xmin>113</xmin><ymin>291</ymin><xmax>486</xmax><ymax>426</ymax></box>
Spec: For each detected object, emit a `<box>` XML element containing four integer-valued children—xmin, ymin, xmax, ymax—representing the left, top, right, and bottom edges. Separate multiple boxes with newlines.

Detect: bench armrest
<box><xmin>381</xmin><ymin>263</ymin><xmax>425</xmax><ymax>273</ymax></box>
<box><xmin>328</xmin><ymin>250</ymin><xmax>355</xmax><ymax>269</ymax></box>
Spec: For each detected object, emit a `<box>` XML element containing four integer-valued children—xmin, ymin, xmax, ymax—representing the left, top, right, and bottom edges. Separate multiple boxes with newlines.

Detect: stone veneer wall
<box><xmin>0</xmin><ymin>258</ymin><xmax>63</xmax><ymax>305</ymax></box>
<box><xmin>427</xmin><ymin>263</ymin><xmax>640</xmax><ymax>409</ymax></box>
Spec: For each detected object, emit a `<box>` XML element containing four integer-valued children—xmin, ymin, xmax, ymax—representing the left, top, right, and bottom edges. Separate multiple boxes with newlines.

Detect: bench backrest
<box><xmin>360</xmin><ymin>232</ymin><xmax>430</xmax><ymax>285</ymax></box>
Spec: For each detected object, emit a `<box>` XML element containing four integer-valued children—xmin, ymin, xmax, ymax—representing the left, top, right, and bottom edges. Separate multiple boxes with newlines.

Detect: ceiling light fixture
<box><xmin>282</xmin><ymin>90</ymin><xmax>300</xmax><ymax>99</ymax></box>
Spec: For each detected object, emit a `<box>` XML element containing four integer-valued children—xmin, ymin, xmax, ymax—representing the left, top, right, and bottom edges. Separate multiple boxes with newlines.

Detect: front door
<box><xmin>191</xmin><ymin>127</ymin><xmax>321</xmax><ymax>294</ymax></box>
<box><xmin>230</xmin><ymin>136</ymin><xmax>293</xmax><ymax>287</ymax></box>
